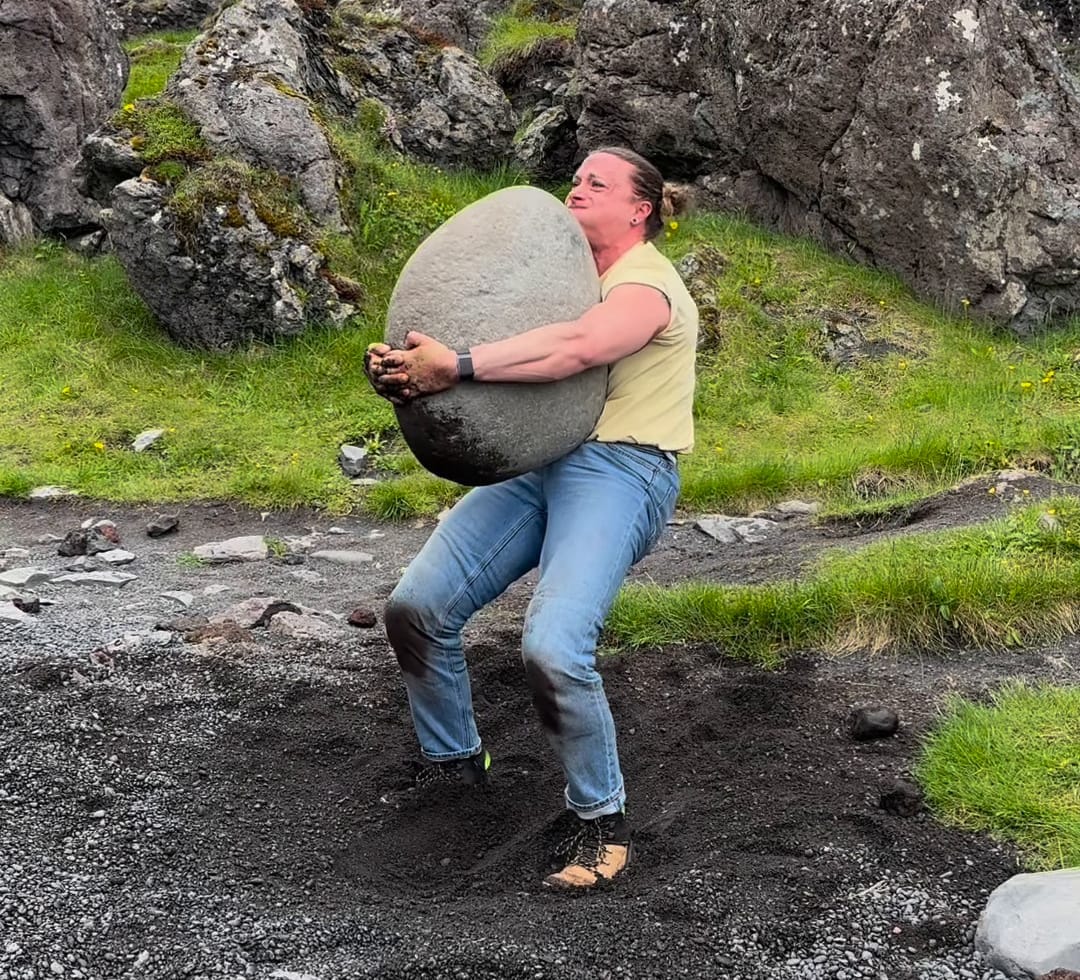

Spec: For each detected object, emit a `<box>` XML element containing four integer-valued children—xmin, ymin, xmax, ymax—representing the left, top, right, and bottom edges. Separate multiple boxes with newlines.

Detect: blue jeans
<box><xmin>384</xmin><ymin>440</ymin><xmax>680</xmax><ymax>818</ymax></box>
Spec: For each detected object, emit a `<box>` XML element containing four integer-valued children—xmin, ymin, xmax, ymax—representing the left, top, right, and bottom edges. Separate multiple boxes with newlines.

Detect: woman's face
<box><xmin>565</xmin><ymin>153</ymin><xmax>648</xmax><ymax>244</ymax></box>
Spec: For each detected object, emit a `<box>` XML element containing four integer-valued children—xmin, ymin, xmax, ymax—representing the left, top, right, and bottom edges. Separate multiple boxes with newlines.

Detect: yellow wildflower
<box><xmin>961</xmin><ymin>297</ymin><xmax>971</xmax><ymax>307</ymax></box>
<box><xmin>93</xmin><ymin>441</ymin><xmax>105</xmax><ymax>451</ymax></box>
<box><xmin>988</xmin><ymin>486</ymin><xmax>997</xmax><ymax>494</ymax></box>
<box><xmin>668</xmin><ymin>220</ymin><xmax>679</xmax><ymax>231</ymax></box>
<box><xmin>898</xmin><ymin>360</ymin><xmax>908</xmax><ymax>370</ymax></box>
<box><xmin>1021</xmin><ymin>381</ymin><xmax>1033</xmax><ymax>390</ymax></box>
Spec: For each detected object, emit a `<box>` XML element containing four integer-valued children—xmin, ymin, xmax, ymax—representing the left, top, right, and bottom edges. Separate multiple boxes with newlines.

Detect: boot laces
<box><xmin>555</xmin><ymin>818</ymin><xmax>613</xmax><ymax>871</ymax></box>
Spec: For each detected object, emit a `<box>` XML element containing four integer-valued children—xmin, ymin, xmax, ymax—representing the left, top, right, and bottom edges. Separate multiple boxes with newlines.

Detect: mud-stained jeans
<box><xmin>384</xmin><ymin>440</ymin><xmax>680</xmax><ymax>819</ymax></box>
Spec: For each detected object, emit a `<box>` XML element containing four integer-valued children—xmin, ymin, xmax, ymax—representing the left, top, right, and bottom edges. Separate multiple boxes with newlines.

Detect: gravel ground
<box><xmin>0</xmin><ymin>495</ymin><xmax>1074</xmax><ymax>980</ymax></box>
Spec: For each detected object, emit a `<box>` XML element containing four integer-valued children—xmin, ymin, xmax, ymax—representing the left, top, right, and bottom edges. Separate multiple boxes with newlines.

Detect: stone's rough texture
<box><xmin>573</xmin><ymin>0</ymin><xmax>1080</xmax><ymax>333</ymax></box>
<box><xmin>101</xmin><ymin>178</ymin><xmax>350</xmax><ymax>350</ymax></box>
<box><xmin>386</xmin><ymin>186</ymin><xmax>603</xmax><ymax>485</ymax></box>
<box><xmin>132</xmin><ymin>429</ymin><xmax>165</xmax><ymax>453</ymax></box>
<box><xmin>0</xmin><ymin>193</ymin><xmax>34</xmax><ymax>246</ymax></box>
<box><xmin>977</xmin><ymin>868</ymin><xmax>1080</xmax><ymax>976</ymax></box>
<box><xmin>168</xmin><ymin>0</ymin><xmax>350</xmax><ymax>226</ymax></box>
<box><xmin>367</xmin><ymin>0</ymin><xmax>508</xmax><ymax>51</ymax></box>
<box><xmin>192</xmin><ymin>535</ymin><xmax>269</xmax><ymax>563</ymax></box>
<box><xmin>847</xmin><ymin>706</ymin><xmax>900</xmax><ymax>741</ymax></box>
<box><xmin>147</xmin><ymin>514</ymin><xmax>180</xmax><ymax>538</ymax></box>
<box><xmin>105</xmin><ymin>0</ymin><xmax>223</xmax><ymax>38</ymax></box>
<box><xmin>515</xmin><ymin>106</ymin><xmax>578</xmax><ymax>182</ymax></box>
<box><xmin>0</xmin><ymin>0</ymin><xmax>127</xmax><ymax>241</ymax></box>
<box><xmin>334</xmin><ymin>8</ymin><xmax>517</xmax><ymax>171</ymax></box>
<box><xmin>695</xmin><ymin>516</ymin><xmax>779</xmax><ymax>545</ymax></box>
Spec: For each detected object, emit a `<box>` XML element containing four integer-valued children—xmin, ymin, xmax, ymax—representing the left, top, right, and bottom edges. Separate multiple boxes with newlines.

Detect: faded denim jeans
<box><xmin>384</xmin><ymin>440</ymin><xmax>680</xmax><ymax>819</ymax></box>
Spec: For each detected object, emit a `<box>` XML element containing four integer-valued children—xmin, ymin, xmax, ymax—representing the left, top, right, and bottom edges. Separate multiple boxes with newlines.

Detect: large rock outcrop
<box><xmin>332</xmin><ymin>2</ymin><xmax>516</xmax><ymax>170</ymax></box>
<box><xmin>86</xmin><ymin>0</ymin><xmax>515</xmax><ymax>349</ymax></box>
<box><xmin>366</xmin><ymin>0</ymin><xmax>509</xmax><ymax>51</ymax></box>
<box><xmin>0</xmin><ymin>0</ymin><xmax>127</xmax><ymax>242</ymax></box>
<box><xmin>571</xmin><ymin>0</ymin><xmax>1080</xmax><ymax>333</ymax></box>
<box><xmin>105</xmin><ymin>0</ymin><xmax>224</xmax><ymax>38</ymax></box>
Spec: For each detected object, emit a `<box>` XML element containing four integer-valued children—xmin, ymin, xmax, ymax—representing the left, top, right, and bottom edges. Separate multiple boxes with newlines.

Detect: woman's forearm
<box><xmin>471</xmin><ymin>320</ymin><xmax>594</xmax><ymax>383</ymax></box>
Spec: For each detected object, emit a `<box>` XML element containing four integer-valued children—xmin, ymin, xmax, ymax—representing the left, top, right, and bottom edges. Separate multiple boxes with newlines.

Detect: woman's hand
<box><xmin>379</xmin><ymin>332</ymin><xmax>459</xmax><ymax>399</ymax></box>
<box><xmin>364</xmin><ymin>342</ymin><xmax>412</xmax><ymax>405</ymax></box>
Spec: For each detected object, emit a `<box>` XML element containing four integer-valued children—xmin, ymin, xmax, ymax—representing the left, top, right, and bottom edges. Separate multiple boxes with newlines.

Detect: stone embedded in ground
<box><xmin>878</xmin><ymin>778</ymin><xmax>923</xmax><ymax>817</ymax></box>
<box><xmin>132</xmin><ymin>429</ymin><xmax>166</xmax><ymax>453</ymax></box>
<box><xmin>161</xmin><ymin>591</ymin><xmax>194</xmax><ymax>609</ymax></box>
<box><xmin>0</xmin><ymin>602</ymin><xmax>35</xmax><ymax>626</ymax></box>
<box><xmin>338</xmin><ymin>445</ymin><xmax>369</xmax><ymax>478</ymax></box>
<box><xmin>311</xmin><ymin>550</ymin><xmax>374</xmax><ymax>567</ymax></box>
<box><xmin>977</xmin><ymin>868</ymin><xmax>1080</xmax><ymax>976</ymax></box>
<box><xmin>12</xmin><ymin>597</ymin><xmax>41</xmax><ymax>614</ymax></box>
<box><xmin>695</xmin><ymin>516</ymin><xmax>780</xmax><ymax>545</ymax></box>
<box><xmin>347</xmin><ymin>607</ymin><xmax>378</xmax><ymax>628</ymax></box>
<box><xmin>51</xmin><ymin>571</ymin><xmax>138</xmax><ymax>587</ymax></box>
<box><xmin>28</xmin><ymin>486</ymin><xmax>78</xmax><ymax>499</ymax></box>
<box><xmin>774</xmin><ymin>499</ymin><xmax>821</xmax><ymax>517</ymax></box>
<box><xmin>184</xmin><ymin>621</ymin><xmax>250</xmax><ymax>645</ymax></box>
<box><xmin>193</xmin><ymin>536</ymin><xmax>269</xmax><ymax>563</ymax></box>
<box><xmin>147</xmin><ymin>515</ymin><xmax>180</xmax><ymax>538</ymax></box>
<box><xmin>157</xmin><ymin>614</ymin><xmax>209</xmax><ymax>633</ymax></box>
<box><xmin>99</xmin><ymin>549</ymin><xmax>136</xmax><ymax>566</ymax></box>
<box><xmin>1041</xmin><ymin>970</ymin><xmax>1080</xmax><ymax>980</ymax></box>
<box><xmin>386</xmin><ymin>186</ymin><xmax>604</xmax><ymax>485</ymax></box>
<box><xmin>0</xmin><ymin>567</ymin><xmax>53</xmax><ymax>589</ymax></box>
<box><xmin>847</xmin><ymin>706</ymin><xmax>900</xmax><ymax>741</ymax></box>
<box><xmin>57</xmin><ymin>530</ymin><xmax>89</xmax><ymax>557</ymax></box>
<box><xmin>267</xmin><ymin>611</ymin><xmax>340</xmax><ymax>641</ymax></box>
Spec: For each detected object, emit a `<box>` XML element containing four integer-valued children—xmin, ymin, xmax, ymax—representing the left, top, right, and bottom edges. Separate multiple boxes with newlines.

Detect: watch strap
<box><xmin>456</xmin><ymin>350</ymin><xmax>474</xmax><ymax>381</ymax></box>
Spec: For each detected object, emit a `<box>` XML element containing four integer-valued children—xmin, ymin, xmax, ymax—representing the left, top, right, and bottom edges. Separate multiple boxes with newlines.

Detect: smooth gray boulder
<box><xmin>0</xmin><ymin>0</ymin><xmax>127</xmax><ymax>240</ymax></box>
<box><xmin>976</xmin><ymin>867</ymin><xmax>1080</xmax><ymax>976</ymax></box>
<box><xmin>385</xmin><ymin>185</ymin><xmax>603</xmax><ymax>485</ymax></box>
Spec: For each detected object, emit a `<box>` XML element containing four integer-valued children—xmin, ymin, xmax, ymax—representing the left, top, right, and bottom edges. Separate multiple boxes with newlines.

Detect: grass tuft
<box><xmin>478</xmin><ymin>8</ymin><xmax>576</xmax><ymax>78</ymax></box>
<box><xmin>918</xmin><ymin>683</ymin><xmax>1080</xmax><ymax>869</ymax></box>
<box><xmin>607</xmin><ymin>497</ymin><xmax>1080</xmax><ymax>661</ymax></box>
<box><xmin>121</xmin><ymin>32</ymin><xmax>197</xmax><ymax>103</ymax></box>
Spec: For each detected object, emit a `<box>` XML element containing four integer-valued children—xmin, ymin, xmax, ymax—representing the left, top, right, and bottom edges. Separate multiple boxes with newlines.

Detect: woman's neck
<box><xmin>590</xmin><ymin>233</ymin><xmax>647</xmax><ymax>277</ymax></box>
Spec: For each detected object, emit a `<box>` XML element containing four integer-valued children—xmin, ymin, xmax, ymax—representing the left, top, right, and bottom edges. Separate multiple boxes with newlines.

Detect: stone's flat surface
<box><xmin>311</xmin><ymin>550</ymin><xmax>374</xmax><ymax>567</ymax></box>
<box><xmin>193</xmin><ymin>536</ymin><xmax>269</xmax><ymax>563</ymax></box>
<box><xmin>51</xmin><ymin>571</ymin><xmax>138</xmax><ymax>587</ymax></box>
<box><xmin>0</xmin><ymin>568</ymin><xmax>53</xmax><ymax>589</ymax></box>
<box><xmin>386</xmin><ymin>186</ymin><xmax>603</xmax><ymax>485</ymax></box>
<box><xmin>695</xmin><ymin>516</ymin><xmax>779</xmax><ymax>545</ymax></box>
<box><xmin>132</xmin><ymin>429</ymin><xmax>166</xmax><ymax>453</ymax></box>
<box><xmin>977</xmin><ymin>868</ymin><xmax>1080</xmax><ymax>975</ymax></box>
<box><xmin>0</xmin><ymin>602</ymin><xmax>35</xmax><ymax>626</ymax></box>
<box><xmin>99</xmin><ymin>549</ymin><xmax>136</xmax><ymax>566</ymax></box>
<box><xmin>28</xmin><ymin>486</ymin><xmax>78</xmax><ymax>500</ymax></box>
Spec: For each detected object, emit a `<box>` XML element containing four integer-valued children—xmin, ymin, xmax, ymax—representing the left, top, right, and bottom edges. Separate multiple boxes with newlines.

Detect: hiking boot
<box><xmin>543</xmin><ymin>810</ymin><xmax>632</xmax><ymax>889</ymax></box>
<box><xmin>413</xmin><ymin>746</ymin><xmax>492</xmax><ymax>791</ymax></box>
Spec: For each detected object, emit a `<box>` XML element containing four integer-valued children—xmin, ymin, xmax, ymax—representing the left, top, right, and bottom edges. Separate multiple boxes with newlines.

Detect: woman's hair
<box><xmin>595</xmin><ymin>146</ymin><xmax>693</xmax><ymax>241</ymax></box>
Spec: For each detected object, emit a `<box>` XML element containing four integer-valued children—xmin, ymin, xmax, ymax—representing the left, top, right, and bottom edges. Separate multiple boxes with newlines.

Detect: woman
<box><xmin>365</xmin><ymin>147</ymin><xmax>698</xmax><ymax>889</ymax></box>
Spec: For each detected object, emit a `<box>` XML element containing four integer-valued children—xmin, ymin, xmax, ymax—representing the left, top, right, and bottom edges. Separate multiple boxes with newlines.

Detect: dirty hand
<box><xmin>378</xmin><ymin>331</ymin><xmax>459</xmax><ymax>400</ymax></box>
<box><xmin>364</xmin><ymin>342</ymin><xmax>412</xmax><ymax>405</ymax></box>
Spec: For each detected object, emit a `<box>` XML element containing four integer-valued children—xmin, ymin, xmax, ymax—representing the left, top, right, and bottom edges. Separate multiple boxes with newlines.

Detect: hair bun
<box><xmin>660</xmin><ymin>182</ymin><xmax>694</xmax><ymax>220</ymax></box>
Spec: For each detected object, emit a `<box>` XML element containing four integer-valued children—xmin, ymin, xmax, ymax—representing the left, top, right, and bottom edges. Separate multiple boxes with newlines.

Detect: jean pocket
<box><xmin>605</xmin><ymin>443</ymin><xmax>665</xmax><ymax>484</ymax></box>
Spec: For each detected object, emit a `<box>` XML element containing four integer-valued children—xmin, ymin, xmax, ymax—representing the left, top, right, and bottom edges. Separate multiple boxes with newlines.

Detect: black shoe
<box><xmin>413</xmin><ymin>746</ymin><xmax>492</xmax><ymax>790</ymax></box>
<box><xmin>544</xmin><ymin>809</ymin><xmax>633</xmax><ymax>889</ymax></box>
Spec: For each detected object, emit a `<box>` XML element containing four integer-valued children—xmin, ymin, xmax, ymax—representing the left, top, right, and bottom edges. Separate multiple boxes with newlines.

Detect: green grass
<box><xmin>606</xmin><ymin>497</ymin><xmax>1080</xmax><ymax>663</ymax></box>
<box><xmin>918</xmin><ymin>683</ymin><xmax>1080</xmax><ymax>869</ymax></box>
<box><xmin>122</xmin><ymin>32</ymin><xmax>197</xmax><ymax>103</ymax></box>
<box><xmin>478</xmin><ymin>7</ymin><xmax>576</xmax><ymax>77</ymax></box>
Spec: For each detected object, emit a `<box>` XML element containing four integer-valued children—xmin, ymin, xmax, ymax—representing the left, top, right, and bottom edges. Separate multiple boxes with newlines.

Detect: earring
<box><xmin>631</xmin><ymin>219</ymin><xmax>638</xmax><ymax>226</ymax></box>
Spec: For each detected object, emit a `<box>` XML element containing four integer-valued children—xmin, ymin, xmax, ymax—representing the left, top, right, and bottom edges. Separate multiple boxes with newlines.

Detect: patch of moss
<box><xmin>115</xmin><ymin>99</ymin><xmax>211</xmax><ymax>166</ymax></box>
<box><xmin>169</xmin><ymin>158</ymin><xmax>309</xmax><ymax>247</ymax></box>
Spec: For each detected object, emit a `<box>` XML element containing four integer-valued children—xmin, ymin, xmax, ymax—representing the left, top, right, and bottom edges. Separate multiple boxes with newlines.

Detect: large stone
<box><xmin>0</xmin><ymin>0</ymin><xmax>127</xmax><ymax>240</ymax></box>
<box><xmin>976</xmin><ymin>868</ymin><xmax>1080</xmax><ymax>976</ymax></box>
<box><xmin>385</xmin><ymin>185</ymin><xmax>603</xmax><ymax>485</ymax></box>
<box><xmin>572</xmin><ymin>0</ymin><xmax>1080</xmax><ymax>333</ymax></box>
<box><xmin>104</xmin><ymin>0</ymin><xmax>224</xmax><ymax>38</ymax></box>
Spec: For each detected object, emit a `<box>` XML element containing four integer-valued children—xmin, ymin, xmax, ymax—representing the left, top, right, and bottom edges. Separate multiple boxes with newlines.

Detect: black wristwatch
<box><xmin>456</xmin><ymin>350</ymin><xmax>474</xmax><ymax>381</ymax></box>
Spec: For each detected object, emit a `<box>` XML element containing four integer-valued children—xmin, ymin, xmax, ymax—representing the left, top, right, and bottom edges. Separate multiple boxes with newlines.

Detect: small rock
<box><xmin>184</xmin><ymin>621</ymin><xmax>250</xmax><ymax>645</ymax></box>
<box><xmin>0</xmin><ymin>567</ymin><xmax>53</xmax><ymax>588</ymax></box>
<box><xmin>338</xmin><ymin>443</ymin><xmax>368</xmax><ymax>478</ymax></box>
<box><xmin>1041</xmin><ymin>971</ymin><xmax>1080</xmax><ymax>980</ymax></box>
<box><xmin>311</xmin><ymin>550</ymin><xmax>374</xmax><ymax>566</ymax></box>
<box><xmin>773</xmin><ymin>499</ymin><xmax>821</xmax><ymax>517</ymax></box>
<box><xmin>351</xmin><ymin>477</ymin><xmax>379</xmax><ymax>486</ymax></box>
<box><xmin>157</xmin><ymin>613</ymin><xmax>209</xmax><ymax>633</ymax></box>
<box><xmin>12</xmin><ymin>596</ymin><xmax>41</xmax><ymax>614</ymax></box>
<box><xmin>160</xmin><ymin>591</ymin><xmax>194</xmax><ymax>609</ymax></box>
<box><xmin>267</xmin><ymin>611</ymin><xmax>339</xmax><ymax>641</ymax></box>
<box><xmin>0</xmin><ymin>601</ymin><xmax>35</xmax><ymax>625</ymax></box>
<box><xmin>132</xmin><ymin>428</ymin><xmax>166</xmax><ymax>452</ymax></box>
<box><xmin>347</xmin><ymin>607</ymin><xmax>378</xmax><ymax>628</ymax></box>
<box><xmin>193</xmin><ymin>535</ymin><xmax>269</xmax><ymax>563</ymax></box>
<box><xmin>57</xmin><ymin>528</ymin><xmax>89</xmax><ymax>557</ymax></box>
<box><xmin>51</xmin><ymin>570</ymin><xmax>138</xmax><ymax>587</ymax></box>
<box><xmin>327</xmin><ymin>526</ymin><xmax>349</xmax><ymax>535</ymax></box>
<box><xmin>695</xmin><ymin>516</ymin><xmax>779</xmax><ymax>545</ymax></box>
<box><xmin>212</xmin><ymin>597</ymin><xmax>300</xmax><ymax>628</ymax></box>
<box><xmin>147</xmin><ymin>514</ymin><xmax>180</xmax><ymax>537</ymax></box>
<box><xmin>28</xmin><ymin>485</ymin><xmax>78</xmax><ymax>499</ymax></box>
<box><xmin>879</xmin><ymin>778</ymin><xmax>923</xmax><ymax>817</ymax></box>
<box><xmin>99</xmin><ymin>549</ymin><xmax>136</xmax><ymax>565</ymax></box>
<box><xmin>847</xmin><ymin>706</ymin><xmax>900</xmax><ymax>741</ymax></box>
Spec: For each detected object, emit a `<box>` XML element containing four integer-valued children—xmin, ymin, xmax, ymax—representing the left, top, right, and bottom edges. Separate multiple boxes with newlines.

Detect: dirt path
<box><xmin>0</xmin><ymin>477</ymin><xmax>1076</xmax><ymax>980</ymax></box>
